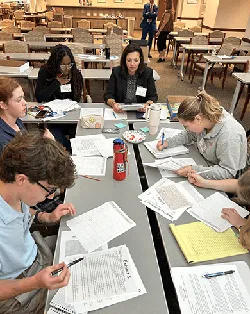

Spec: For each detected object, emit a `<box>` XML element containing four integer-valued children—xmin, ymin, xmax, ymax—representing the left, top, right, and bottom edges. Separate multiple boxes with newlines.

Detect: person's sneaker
<box><xmin>156</xmin><ymin>58</ymin><xmax>163</xmax><ymax>63</ymax></box>
<box><xmin>162</xmin><ymin>58</ymin><xmax>165</xmax><ymax>62</ymax></box>
<box><xmin>148</xmin><ymin>54</ymin><xmax>152</xmax><ymax>58</ymax></box>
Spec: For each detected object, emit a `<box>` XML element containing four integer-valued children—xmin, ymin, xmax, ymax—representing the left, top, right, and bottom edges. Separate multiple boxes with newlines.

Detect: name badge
<box><xmin>136</xmin><ymin>86</ymin><xmax>147</xmax><ymax>97</ymax></box>
<box><xmin>198</xmin><ymin>138</ymin><xmax>206</xmax><ymax>153</ymax></box>
<box><xmin>60</xmin><ymin>84</ymin><xmax>71</xmax><ymax>93</ymax></box>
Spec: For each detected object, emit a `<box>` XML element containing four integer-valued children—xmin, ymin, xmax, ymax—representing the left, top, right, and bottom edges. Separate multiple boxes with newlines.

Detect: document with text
<box><xmin>71</xmin><ymin>134</ymin><xmax>105</xmax><ymax>156</ymax></box>
<box><xmin>72</xmin><ymin>156</ymin><xmax>107</xmax><ymax>176</ymax></box>
<box><xmin>104</xmin><ymin>108</ymin><xmax>128</xmax><ymax>120</ymax></box>
<box><xmin>66</xmin><ymin>201</ymin><xmax>136</xmax><ymax>252</ymax></box>
<box><xmin>80</xmin><ymin>108</ymin><xmax>104</xmax><ymax>118</ymax></box>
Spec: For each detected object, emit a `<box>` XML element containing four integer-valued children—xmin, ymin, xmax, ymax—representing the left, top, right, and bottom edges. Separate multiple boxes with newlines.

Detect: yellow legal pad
<box><xmin>170</xmin><ymin>222</ymin><xmax>248</xmax><ymax>263</ymax></box>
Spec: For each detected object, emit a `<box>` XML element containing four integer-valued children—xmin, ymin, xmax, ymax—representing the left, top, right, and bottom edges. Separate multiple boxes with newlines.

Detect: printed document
<box><xmin>104</xmin><ymin>108</ymin><xmax>127</xmax><ymax>120</ymax></box>
<box><xmin>65</xmin><ymin>245</ymin><xmax>144</xmax><ymax>303</ymax></box>
<box><xmin>71</xmin><ymin>134</ymin><xmax>105</xmax><ymax>156</ymax></box>
<box><xmin>72</xmin><ymin>156</ymin><xmax>107</xmax><ymax>176</ymax></box>
<box><xmin>172</xmin><ymin>263</ymin><xmax>250</xmax><ymax>314</ymax></box>
<box><xmin>144</xmin><ymin>140</ymin><xmax>188</xmax><ymax>158</ymax></box>
<box><xmin>80</xmin><ymin>108</ymin><xmax>104</xmax><ymax>118</ymax></box>
<box><xmin>66</xmin><ymin>201</ymin><xmax>136</xmax><ymax>252</ymax></box>
<box><xmin>156</xmin><ymin>127</ymin><xmax>183</xmax><ymax>139</ymax></box>
<box><xmin>138</xmin><ymin>178</ymin><xmax>203</xmax><ymax>221</ymax></box>
<box><xmin>43</xmin><ymin>99</ymin><xmax>80</xmax><ymax>112</ymax></box>
<box><xmin>188</xmin><ymin>192</ymin><xmax>249</xmax><ymax>232</ymax></box>
<box><xmin>95</xmin><ymin>137</ymin><xmax>116</xmax><ymax>158</ymax></box>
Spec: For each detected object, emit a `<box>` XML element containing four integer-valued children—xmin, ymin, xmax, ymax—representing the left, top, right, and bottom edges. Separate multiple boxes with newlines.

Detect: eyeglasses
<box><xmin>60</xmin><ymin>63</ymin><xmax>74</xmax><ymax>69</ymax></box>
<box><xmin>36</xmin><ymin>181</ymin><xmax>57</xmax><ymax>197</ymax></box>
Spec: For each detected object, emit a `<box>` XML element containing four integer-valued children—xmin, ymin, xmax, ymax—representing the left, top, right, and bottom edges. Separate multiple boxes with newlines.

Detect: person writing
<box><xmin>104</xmin><ymin>44</ymin><xmax>158</xmax><ymax>113</ymax></box>
<box><xmin>0</xmin><ymin>77</ymin><xmax>53</xmax><ymax>153</ymax></box>
<box><xmin>156</xmin><ymin>8</ymin><xmax>174</xmax><ymax>63</ymax></box>
<box><xmin>0</xmin><ymin>132</ymin><xmax>76</xmax><ymax>314</ymax></box>
<box><xmin>35</xmin><ymin>44</ymin><xmax>84</xmax><ymax>152</ymax></box>
<box><xmin>157</xmin><ymin>91</ymin><xmax>247</xmax><ymax>179</ymax></box>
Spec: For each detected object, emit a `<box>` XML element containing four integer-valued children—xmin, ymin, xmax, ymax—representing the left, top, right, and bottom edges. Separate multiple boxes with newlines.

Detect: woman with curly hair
<box><xmin>35</xmin><ymin>44</ymin><xmax>84</xmax><ymax>152</ymax></box>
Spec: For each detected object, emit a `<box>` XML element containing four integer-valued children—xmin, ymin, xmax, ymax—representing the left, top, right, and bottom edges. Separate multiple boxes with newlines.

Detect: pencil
<box><xmin>113</xmin><ymin>111</ymin><xmax>117</xmax><ymax>119</ymax></box>
<box><xmin>161</xmin><ymin>133</ymin><xmax>164</xmax><ymax>145</ymax></box>
<box><xmin>82</xmin><ymin>175</ymin><xmax>102</xmax><ymax>182</ymax></box>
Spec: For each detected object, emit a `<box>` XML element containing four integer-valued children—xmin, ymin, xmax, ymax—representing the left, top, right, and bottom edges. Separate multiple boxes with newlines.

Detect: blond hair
<box><xmin>177</xmin><ymin>91</ymin><xmax>223</xmax><ymax>123</ymax></box>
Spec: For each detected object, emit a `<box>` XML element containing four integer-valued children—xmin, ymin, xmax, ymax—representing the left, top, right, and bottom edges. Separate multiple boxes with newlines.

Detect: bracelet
<box><xmin>238</xmin><ymin>225</ymin><xmax>244</xmax><ymax>232</ymax></box>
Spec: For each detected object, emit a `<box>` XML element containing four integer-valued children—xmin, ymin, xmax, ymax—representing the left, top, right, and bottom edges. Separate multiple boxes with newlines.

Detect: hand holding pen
<box><xmin>51</xmin><ymin>257</ymin><xmax>84</xmax><ymax>276</ymax></box>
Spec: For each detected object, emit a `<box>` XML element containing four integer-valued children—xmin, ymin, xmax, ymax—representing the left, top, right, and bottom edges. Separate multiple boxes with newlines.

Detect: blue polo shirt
<box><xmin>0</xmin><ymin>196</ymin><xmax>37</xmax><ymax>279</ymax></box>
<box><xmin>0</xmin><ymin>118</ymin><xmax>26</xmax><ymax>153</ymax></box>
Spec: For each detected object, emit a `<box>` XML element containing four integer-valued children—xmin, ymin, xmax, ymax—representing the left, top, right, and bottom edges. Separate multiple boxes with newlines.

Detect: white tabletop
<box><xmin>232</xmin><ymin>72</ymin><xmax>250</xmax><ymax>84</ymax></box>
<box><xmin>181</xmin><ymin>44</ymin><xmax>220</xmax><ymax>50</ymax></box>
<box><xmin>204</xmin><ymin>55</ymin><xmax>250</xmax><ymax>64</ymax></box>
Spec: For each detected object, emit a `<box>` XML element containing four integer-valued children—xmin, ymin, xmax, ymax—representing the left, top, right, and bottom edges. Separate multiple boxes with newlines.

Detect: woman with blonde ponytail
<box><xmin>157</xmin><ymin>91</ymin><xmax>247</xmax><ymax>179</ymax></box>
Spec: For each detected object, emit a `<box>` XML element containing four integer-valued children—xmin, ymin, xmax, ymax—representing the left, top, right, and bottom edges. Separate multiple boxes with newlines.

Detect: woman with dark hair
<box><xmin>104</xmin><ymin>44</ymin><xmax>158</xmax><ymax>113</ymax></box>
<box><xmin>35</xmin><ymin>44</ymin><xmax>83</xmax><ymax>103</ymax></box>
<box><xmin>35</xmin><ymin>44</ymin><xmax>84</xmax><ymax>152</ymax></box>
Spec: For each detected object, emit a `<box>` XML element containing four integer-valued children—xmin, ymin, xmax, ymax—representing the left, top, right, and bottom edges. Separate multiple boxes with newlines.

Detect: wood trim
<box><xmin>47</xmin><ymin>5</ymin><xmax>142</xmax><ymax>10</ymax></box>
<box><xmin>177</xmin><ymin>16</ymin><xmax>203</xmax><ymax>20</ymax></box>
<box><xmin>203</xmin><ymin>24</ymin><xmax>246</xmax><ymax>33</ymax></box>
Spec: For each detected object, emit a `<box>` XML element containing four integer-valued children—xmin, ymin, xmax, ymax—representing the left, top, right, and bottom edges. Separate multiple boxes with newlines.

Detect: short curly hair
<box><xmin>0</xmin><ymin>132</ymin><xmax>76</xmax><ymax>189</ymax></box>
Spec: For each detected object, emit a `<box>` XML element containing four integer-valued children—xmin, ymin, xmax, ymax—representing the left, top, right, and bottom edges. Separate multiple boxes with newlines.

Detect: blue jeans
<box><xmin>141</xmin><ymin>23</ymin><xmax>154</xmax><ymax>51</ymax></box>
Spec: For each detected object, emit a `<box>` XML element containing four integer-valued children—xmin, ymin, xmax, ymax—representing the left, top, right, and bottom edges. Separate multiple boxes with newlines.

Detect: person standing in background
<box><xmin>156</xmin><ymin>8</ymin><xmax>174</xmax><ymax>63</ymax></box>
<box><xmin>140</xmin><ymin>0</ymin><xmax>158</xmax><ymax>58</ymax></box>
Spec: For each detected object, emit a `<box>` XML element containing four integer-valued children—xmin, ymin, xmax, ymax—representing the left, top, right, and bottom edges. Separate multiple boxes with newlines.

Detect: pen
<box><xmin>51</xmin><ymin>257</ymin><xmax>84</xmax><ymax>276</ymax></box>
<box><xmin>196</xmin><ymin>169</ymin><xmax>211</xmax><ymax>175</ymax></box>
<box><xmin>161</xmin><ymin>133</ymin><xmax>164</xmax><ymax>146</ymax></box>
<box><xmin>203</xmin><ymin>270</ymin><xmax>235</xmax><ymax>279</ymax></box>
<box><xmin>82</xmin><ymin>175</ymin><xmax>102</xmax><ymax>182</ymax></box>
<box><xmin>113</xmin><ymin>111</ymin><xmax>117</xmax><ymax>119</ymax></box>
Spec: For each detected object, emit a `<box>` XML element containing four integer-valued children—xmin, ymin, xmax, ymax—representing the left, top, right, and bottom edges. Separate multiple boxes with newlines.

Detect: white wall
<box><xmin>245</xmin><ymin>15</ymin><xmax>250</xmax><ymax>38</ymax></box>
<box><xmin>202</xmin><ymin>0</ymin><xmax>219</xmax><ymax>28</ymax></box>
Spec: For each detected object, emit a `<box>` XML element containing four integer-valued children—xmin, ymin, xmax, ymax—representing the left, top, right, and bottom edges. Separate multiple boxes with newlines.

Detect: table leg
<box><xmin>200</xmin><ymin>61</ymin><xmax>210</xmax><ymax>91</ymax></box>
<box><xmin>179</xmin><ymin>47</ymin><xmax>185</xmax><ymax>80</ymax></box>
<box><xmin>171</xmin><ymin>39</ymin><xmax>177</xmax><ymax>68</ymax></box>
<box><xmin>229</xmin><ymin>80</ymin><xmax>241</xmax><ymax>115</ymax></box>
<box><xmin>28</xmin><ymin>78</ymin><xmax>34</xmax><ymax>101</ymax></box>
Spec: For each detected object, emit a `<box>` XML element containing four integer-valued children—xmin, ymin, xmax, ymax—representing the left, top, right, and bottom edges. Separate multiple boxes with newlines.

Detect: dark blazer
<box><xmin>140</xmin><ymin>3</ymin><xmax>158</xmax><ymax>30</ymax></box>
<box><xmin>0</xmin><ymin>118</ymin><xmax>25</xmax><ymax>153</ymax></box>
<box><xmin>104</xmin><ymin>66</ymin><xmax>158</xmax><ymax>104</ymax></box>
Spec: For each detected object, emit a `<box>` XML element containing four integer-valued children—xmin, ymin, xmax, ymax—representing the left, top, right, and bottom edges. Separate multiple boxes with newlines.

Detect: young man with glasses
<box><xmin>0</xmin><ymin>132</ymin><xmax>76</xmax><ymax>314</ymax></box>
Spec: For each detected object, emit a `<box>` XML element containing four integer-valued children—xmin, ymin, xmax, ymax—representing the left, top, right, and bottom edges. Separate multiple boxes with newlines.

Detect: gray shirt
<box><xmin>166</xmin><ymin>109</ymin><xmax>247</xmax><ymax>179</ymax></box>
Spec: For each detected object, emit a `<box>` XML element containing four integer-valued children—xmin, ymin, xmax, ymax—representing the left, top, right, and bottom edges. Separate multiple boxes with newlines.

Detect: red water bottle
<box><xmin>113</xmin><ymin>138</ymin><xmax>128</xmax><ymax>181</ymax></box>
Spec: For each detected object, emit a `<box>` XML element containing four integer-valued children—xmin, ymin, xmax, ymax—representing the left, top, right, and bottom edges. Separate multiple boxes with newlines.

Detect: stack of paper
<box><xmin>67</xmin><ymin>201</ymin><xmax>136</xmax><ymax>252</ymax></box>
<box><xmin>187</xmin><ymin>192</ymin><xmax>249</xmax><ymax>232</ymax></box>
<box><xmin>119</xmin><ymin>104</ymin><xmax>144</xmax><ymax>111</ymax></box>
<box><xmin>43</xmin><ymin>99</ymin><xmax>80</xmax><ymax>112</ymax></box>
<box><xmin>156</xmin><ymin>127</ymin><xmax>183</xmax><ymax>139</ymax></box>
<box><xmin>64</xmin><ymin>245</ymin><xmax>146</xmax><ymax>312</ymax></box>
<box><xmin>80</xmin><ymin>107</ymin><xmax>104</xmax><ymax>118</ymax></box>
<box><xmin>172</xmin><ymin>262</ymin><xmax>250</xmax><ymax>314</ymax></box>
<box><xmin>71</xmin><ymin>155</ymin><xmax>107</xmax><ymax>176</ymax></box>
<box><xmin>144</xmin><ymin>140</ymin><xmax>189</xmax><ymax>158</ymax></box>
<box><xmin>138</xmin><ymin>178</ymin><xmax>203</xmax><ymax>221</ymax></box>
<box><xmin>170</xmin><ymin>221</ymin><xmax>248</xmax><ymax>263</ymax></box>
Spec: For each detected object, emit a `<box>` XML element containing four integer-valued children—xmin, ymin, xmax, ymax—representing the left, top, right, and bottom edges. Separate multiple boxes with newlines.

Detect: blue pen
<box><xmin>113</xmin><ymin>111</ymin><xmax>117</xmax><ymax>119</ymax></box>
<box><xmin>203</xmin><ymin>270</ymin><xmax>235</xmax><ymax>279</ymax></box>
<box><xmin>161</xmin><ymin>133</ymin><xmax>164</xmax><ymax>145</ymax></box>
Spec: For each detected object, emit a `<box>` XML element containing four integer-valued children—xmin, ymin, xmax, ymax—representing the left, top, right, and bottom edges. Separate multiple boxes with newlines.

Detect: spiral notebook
<box><xmin>48</xmin><ymin>288</ymin><xmax>80</xmax><ymax>314</ymax></box>
<box><xmin>144</xmin><ymin>140</ymin><xmax>189</xmax><ymax>159</ymax></box>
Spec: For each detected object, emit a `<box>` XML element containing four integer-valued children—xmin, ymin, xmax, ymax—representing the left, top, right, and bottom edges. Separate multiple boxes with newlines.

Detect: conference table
<box><xmin>200</xmin><ymin>55</ymin><xmax>250</xmax><ymax>90</ymax></box>
<box><xmin>133</xmin><ymin>121</ymin><xmax>250</xmax><ymax>312</ymax></box>
<box><xmin>46</xmin><ymin>119</ymin><xmax>169</xmax><ymax>313</ymax></box>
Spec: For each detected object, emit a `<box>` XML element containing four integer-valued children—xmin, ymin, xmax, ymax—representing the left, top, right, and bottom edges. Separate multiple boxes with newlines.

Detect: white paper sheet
<box><xmin>187</xmin><ymin>192</ymin><xmax>249</xmax><ymax>232</ymax></box>
<box><xmin>171</xmin><ymin>263</ymin><xmax>250</xmax><ymax>314</ymax></box>
<box><xmin>72</xmin><ymin>156</ymin><xmax>107</xmax><ymax>176</ymax></box>
<box><xmin>144</xmin><ymin>140</ymin><xmax>189</xmax><ymax>159</ymax></box>
<box><xmin>95</xmin><ymin>137</ymin><xmax>116</xmax><ymax>158</ymax></box>
<box><xmin>66</xmin><ymin>201</ymin><xmax>136</xmax><ymax>252</ymax></box>
<box><xmin>138</xmin><ymin>178</ymin><xmax>203</xmax><ymax>221</ymax></box>
<box><xmin>156</xmin><ymin>127</ymin><xmax>183</xmax><ymax>140</ymax></box>
<box><xmin>66</xmin><ymin>246</ymin><xmax>139</xmax><ymax>303</ymax></box>
<box><xmin>119</xmin><ymin>104</ymin><xmax>144</xmax><ymax>111</ymax></box>
<box><xmin>104</xmin><ymin>108</ymin><xmax>128</xmax><ymax>120</ymax></box>
<box><xmin>80</xmin><ymin>108</ymin><xmax>104</xmax><ymax>117</ymax></box>
<box><xmin>71</xmin><ymin>134</ymin><xmax>105</xmax><ymax>156</ymax></box>
<box><xmin>49</xmin><ymin>288</ymin><xmax>80</xmax><ymax>314</ymax></box>
<box><xmin>43</xmin><ymin>99</ymin><xmax>80</xmax><ymax>112</ymax></box>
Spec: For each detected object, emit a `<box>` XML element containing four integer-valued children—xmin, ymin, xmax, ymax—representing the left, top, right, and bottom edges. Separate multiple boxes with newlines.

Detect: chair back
<box><xmin>217</xmin><ymin>43</ymin><xmax>234</xmax><ymax>56</ymax></box>
<box><xmin>177</xmin><ymin>29</ymin><xmax>194</xmax><ymax>37</ymax></box>
<box><xmin>72</xmin><ymin>28</ymin><xmax>93</xmax><ymax>43</ymax></box>
<box><xmin>20</xmin><ymin>21</ymin><xmax>35</xmax><ymax>29</ymax></box>
<box><xmin>45</xmin><ymin>11</ymin><xmax>54</xmax><ymax>22</ymax></box>
<box><xmin>2</xmin><ymin>26</ymin><xmax>21</xmax><ymax>33</ymax></box>
<box><xmin>189</xmin><ymin>26</ymin><xmax>201</xmax><ymax>32</ymax></box>
<box><xmin>0</xmin><ymin>32</ymin><xmax>13</xmax><ymax>40</ymax></box>
<box><xmin>106</xmin><ymin>26</ymin><xmax>113</xmax><ymax>35</ymax></box>
<box><xmin>104</xmin><ymin>33</ymin><xmax>122</xmax><ymax>65</ymax></box>
<box><xmin>174</xmin><ymin>21</ymin><xmax>185</xmax><ymax>28</ymax></box>
<box><xmin>223</xmin><ymin>36</ymin><xmax>241</xmax><ymax>46</ymax></box>
<box><xmin>48</xmin><ymin>21</ymin><xmax>63</xmax><ymax>28</ymax></box>
<box><xmin>77</xmin><ymin>19</ymin><xmax>90</xmax><ymax>29</ymax></box>
<box><xmin>104</xmin><ymin>22</ymin><xmax>116</xmax><ymax>29</ymax></box>
<box><xmin>0</xmin><ymin>19</ymin><xmax>14</xmax><ymax>28</ymax></box>
<box><xmin>24</xmin><ymin>30</ymin><xmax>45</xmax><ymax>42</ymax></box>
<box><xmin>191</xmin><ymin>35</ymin><xmax>208</xmax><ymax>45</ymax></box>
<box><xmin>113</xmin><ymin>25</ymin><xmax>123</xmax><ymax>35</ymax></box>
<box><xmin>66</xmin><ymin>43</ymin><xmax>84</xmax><ymax>68</ymax></box>
<box><xmin>209</xmin><ymin>30</ymin><xmax>225</xmax><ymax>38</ymax></box>
<box><xmin>173</xmin><ymin>25</ymin><xmax>182</xmax><ymax>32</ymax></box>
<box><xmin>34</xmin><ymin>26</ymin><xmax>50</xmax><ymax>34</ymax></box>
<box><xmin>14</xmin><ymin>9</ymin><xmax>24</xmax><ymax>20</ymax></box>
<box><xmin>3</xmin><ymin>40</ymin><xmax>29</xmax><ymax>53</ymax></box>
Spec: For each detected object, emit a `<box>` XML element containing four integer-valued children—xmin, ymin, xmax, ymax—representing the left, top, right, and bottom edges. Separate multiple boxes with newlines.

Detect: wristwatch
<box><xmin>238</xmin><ymin>225</ymin><xmax>244</xmax><ymax>232</ymax></box>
